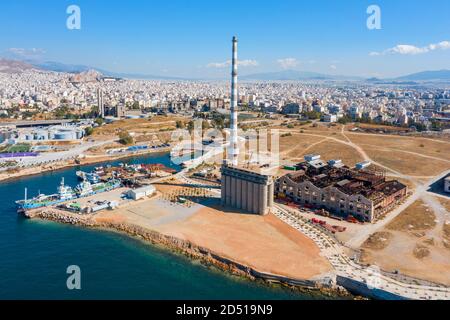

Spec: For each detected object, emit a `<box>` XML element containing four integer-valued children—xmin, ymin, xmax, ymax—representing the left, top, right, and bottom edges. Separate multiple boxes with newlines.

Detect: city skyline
<box><xmin>1</xmin><ymin>0</ymin><xmax>450</xmax><ymax>79</ymax></box>
<box><xmin>0</xmin><ymin>1</ymin><xmax>450</xmax><ymax>303</ymax></box>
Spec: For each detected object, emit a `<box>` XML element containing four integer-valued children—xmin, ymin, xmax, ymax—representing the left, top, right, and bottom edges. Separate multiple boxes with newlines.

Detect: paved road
<box><xmin>169</xmin><ymin>135</ymin><xmax>450</xmax><ymax>299</ymax></box>
<box><xmin>14</xmin><ymin>139</ymin><xmax>117</xmax><ymax>168</ymax></box>
<box><xmin>274</xmin><ymin>204</ymin><xmax>450</xmax><ymax>300</ymax></box>
<box><xmin>346</xmin><ymin>168</ymin><xmax>450</xmax><ymax>248</ymax></box>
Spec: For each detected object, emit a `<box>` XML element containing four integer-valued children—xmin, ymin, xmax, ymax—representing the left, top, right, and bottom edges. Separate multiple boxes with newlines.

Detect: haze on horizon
<box><xmin>0</xmin><ymin>0</ymin><xmax>449</xmax><ymax>79</ymax></box>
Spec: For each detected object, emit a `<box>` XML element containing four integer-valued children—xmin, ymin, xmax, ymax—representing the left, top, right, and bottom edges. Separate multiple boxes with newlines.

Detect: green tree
<box><xmin>176</xmin><ymin>120</ymin><xmax>185</xmax><ymax>129</ymax></box>
<box><xmin>202</xmin><ymin>120</ymin><xmax>210</xmax><ymax>131</ymax></box>
<box><xmin>131</xmin><ymin>101</ymin><xmax>140</xmax><ymax>110</ymax></box>
<box><xmin>338</xmin><ymin>115</ymin><xmax>353</xmax><ymax>124</ymax></box>
<box><xmin>84</xmin><ymin>127</ymin><xmax>94</xmax><ymax>136</ymax></box>
<box><xmin>302</xmin><ymin>111</ymin><xmax>321</xmax><ymax>120</ymax></box>
<box><xmin>187</xmin><ymin>120</ymin><xmax>195</xmax><ymax>134</ymax></box>
<box><xmin>118</xmin><ymin>131</ymin><xmax>134</xmax><ymax>145</ymax></box>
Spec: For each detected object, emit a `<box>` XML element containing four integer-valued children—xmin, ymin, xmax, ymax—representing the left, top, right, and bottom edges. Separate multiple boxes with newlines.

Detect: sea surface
<box><xmin>0</xmin><ymin>153</ymin><xmax>328</xmax><ymax>299</ymax></box>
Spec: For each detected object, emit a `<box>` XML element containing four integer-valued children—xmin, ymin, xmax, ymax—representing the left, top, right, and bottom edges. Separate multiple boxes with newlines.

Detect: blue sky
<box><xmin>0</xmin><ymin>0</ymin><xmax>449</xmax><ymax>78</ymax></box>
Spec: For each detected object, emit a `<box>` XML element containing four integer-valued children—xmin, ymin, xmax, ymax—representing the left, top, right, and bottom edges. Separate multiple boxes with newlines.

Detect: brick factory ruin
<box><xmin>275</xmin><ymin>155</ymin><xmax>408</xmax><ymax>223</ymax></box>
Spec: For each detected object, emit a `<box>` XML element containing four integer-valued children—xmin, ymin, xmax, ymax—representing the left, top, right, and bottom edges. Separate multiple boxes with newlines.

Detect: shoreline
<box><xmin>23</xmin><ymin>208</ymin><xmax>353</xmax><ymax>299</ymax></box>
<box><xmin>0</xmin><ymin>147</ymin><xmax>172</xmax><ymax>183</ymax></box>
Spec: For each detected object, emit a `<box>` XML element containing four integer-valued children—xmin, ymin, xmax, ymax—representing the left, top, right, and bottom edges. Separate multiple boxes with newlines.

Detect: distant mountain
<box><xmin>0</xmin><ymin>59</ymin><xmax>38</xmax><ymax>73</ymax></box>
<box><xmin>103</xmin><ymin>71</ymin><xmax>185</xmax><ymax>81</ymax></box>
<box><xmin>31</xmin><ymin>61</ymin><xmax>94</xmax><ymax>73</ymax></box>
<box><xmin>31</xmin><ymin>60</ymin><xmax>185</xmax><ymax>80</ymax></box>
<box><xmin>395</xmin><ymin>70</ymin><xmax>450</xmax><ymax>81</ymax></box>
<box><xmin>8</xmin><ymin>57</ymin><xmax>450</xmax><ymax>83</ymax></box>
<box><xmin>241</xmin><ymin>69</ymin><xmax>361</xmax><ymax>81</ymax></box>
<box><xmin>366</xmin><ymin>77</ymin><xmax>381</xmax><ymax>82</ymax></box>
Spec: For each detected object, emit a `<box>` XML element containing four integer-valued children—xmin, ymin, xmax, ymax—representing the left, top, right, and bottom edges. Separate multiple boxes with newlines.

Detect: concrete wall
<box><xmin>445</xmin><ymin>178</ymin><xmax>450</xmax><ymax>193</ymax></box>
<box><xmin>336</xmin><ymin>276</ymin><xmax>409</xmax><ymax>300</ymax></box>
<box><xmin>221</xmin><ymin>164</ymin><xmax>274</xmax><ymax>215</ymax></box>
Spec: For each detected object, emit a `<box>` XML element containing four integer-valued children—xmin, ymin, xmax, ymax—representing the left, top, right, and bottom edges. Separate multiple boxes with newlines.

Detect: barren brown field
<box><xmin>413</xmin><ymin>244</ymin><xmax>431</xmax><ymax>259</ymax></box>
<box><xmin>93</xmin><ymin>116</ymin><xmax>182</xmax><ymax>137</ymax></box>
<box><xmin>362</xmin><ymin>232</ymin><xmax>393</xmax><ymax>250</ymax></box>
<box><xmin>364</xmin><ymin>149</ymin><xmax>448</xmax><ymax>176</ymax></box>
<box><xmin>279</xmin><ymin>134</ymin><xmax>327</xmax><ymax>160</ymax></box>
<box><xmin>346</xmin><ymin>133</ymin><xmax>450</xmax><ymax>160</ymax></box>
<box><xmin>302</xmin><ymin>140</ymin><xmax>364</xmax><ymax>167</ymax></box>
<box><xmin>444</xmin><ymin>223</ymin><xmax>450</xmax><ymax>249</ymax></box>
<box><xmin>346</xmin><ymin>123</ymin><xmax>410</xmax><ymax>133</ymax></box>
<box><xmin>387</xmin><ymin>200</ymin><xmax>436</xmax><ymax>232</ymax></box>
<box><xmin>99</xmin><ymin>195</ymin><xmax>332</xmax><ymax>280</ymax></box>
<box><xmin>158</xmin><ymin>208</ymin><xmax>332</xmax><ymax>280</ymax></box>
<box><xmin>439</xmin><ymin>197</ymin><xmax>450</xmax><ymax>213</ymax></box>
<box><xmin>279</xmin><ymin>133</ymin><xmax>363</xmax><ymax>166</ymax></box>
<box><xmin>361</xmin><ymin>229</ymin><xmax>450</xmax><ymax>285</ymax></box>
<box><xmin>278</xmin><ymin>126</ymin><xmax>449</xmax><ymax>179</ymax></box>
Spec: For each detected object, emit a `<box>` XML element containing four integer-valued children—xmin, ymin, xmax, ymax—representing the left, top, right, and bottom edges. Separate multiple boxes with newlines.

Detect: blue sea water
<box><xmin>0</xmin><ymin>153</ymin><xmax>324</xmax><ymax>300</ymax></box>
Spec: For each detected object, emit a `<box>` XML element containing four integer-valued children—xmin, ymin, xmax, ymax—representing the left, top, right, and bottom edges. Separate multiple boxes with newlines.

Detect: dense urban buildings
<box><xmin>0</xmin><ymin>67</ymin><xmax>449</xmax><ymax>133</ymax></box>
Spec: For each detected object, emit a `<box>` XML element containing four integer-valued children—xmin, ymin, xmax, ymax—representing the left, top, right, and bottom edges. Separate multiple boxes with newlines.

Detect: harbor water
<box><xmin>0</xmin><ymin>152</ymin><xmax>328</xmax><ymax>299</ymax></box>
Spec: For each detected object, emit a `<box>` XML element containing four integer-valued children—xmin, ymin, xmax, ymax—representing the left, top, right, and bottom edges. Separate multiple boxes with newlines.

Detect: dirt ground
<box><xmin>364</xmin><ymin>149</ymin><xmax>449</xmax><ymax>177</ymax></box>
<box><xmin>387</xmin><ymin>200</ymin><xmax>437</xmax><ymax>233</ymax></box>
<box><xmin>362</xmin><ymin>232</ymin><xmax>393</xmax><ymax>250</ymax></box>
<box><xmin>361</xmin><ymin>228</ymin><xmax>450</xmax><ymax>285</ymax></box>
<box><xmin>439</xmin><ymin>197</ymin><xmax>450</xmax><ymax>213</ymax></box>
<box><xmin>345</xmin><ymin>133</ymin><xmax>450</xmax><ymax>159</ymax></box>
<box><xmin>361</xmin><ymin>198</ymin><xmax>450</xmax><ymax>285</ymax></box>
<box><xmin>158</xmin><ymin>207</ymin><xmax>332</xmax><ymax>280</ymax></box>
<box><xmin>278</xmin><ymin>125</ymin><xmax>450</xmax><ymax>178</ymax></box>
<box><xmin>93</xmin><ymin>116</ymin><xmax>182</xmax><ymax>134</ymax></box>
<box><xmin>301</xmin><ymin>140</ymin><xmax>364</xmax><ymax>167</ymax></box>
<box><xmin>279</xmin><ymin>133</ymin><xmax>363</xmax><ymax>166</ymax></box>
<box><xmin>97</xmin><ymin>196</ymin><xmax>332</xmax><ymax>281</ymax></box>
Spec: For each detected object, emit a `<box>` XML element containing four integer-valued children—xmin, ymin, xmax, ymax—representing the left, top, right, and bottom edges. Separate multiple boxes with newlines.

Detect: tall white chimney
<box><xmin>229</xmin><ymin>36</ymin><xmax>239</xmax><ymax>166</ymax></box>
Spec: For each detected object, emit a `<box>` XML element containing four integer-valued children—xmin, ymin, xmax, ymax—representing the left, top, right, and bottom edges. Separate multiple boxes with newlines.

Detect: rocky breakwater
<box><xmin>22</xmin><ymin>208</ymin><xmax>352</xmax><ymax>299</ymax></box>
<box><xmin>24</xmin><ymin>209</ymin><xmax>97</xmax><ymax>226</ymax></box>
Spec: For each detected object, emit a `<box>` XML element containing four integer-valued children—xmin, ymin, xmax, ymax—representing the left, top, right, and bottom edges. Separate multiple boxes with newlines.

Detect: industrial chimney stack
<box><xmin>229</xmin><ymin>36</ymin><xmax>239</xmax><ymax>166</ymax></box>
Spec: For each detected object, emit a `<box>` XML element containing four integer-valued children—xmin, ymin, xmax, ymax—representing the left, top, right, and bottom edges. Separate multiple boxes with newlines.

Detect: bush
<box><xmin>84</xmin><ymin>127</ymin><xmax>94</xmax><ymax>136</ymax></box>
<box><xmin>118</xmin><ymin>131</ymin><xmax>134</xmax><ymax>145</ymax></box>
<box><xmin>4</xmin><ymin>144</ymin><xmax>31</xmax><ymax>153</ymax></box>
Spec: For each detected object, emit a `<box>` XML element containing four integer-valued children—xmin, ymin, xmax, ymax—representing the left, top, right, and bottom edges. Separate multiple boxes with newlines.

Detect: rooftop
<box><xmin>283</xmin><ymin>158</ymin><xmax>406</xmax><ymax>201</ymax></box>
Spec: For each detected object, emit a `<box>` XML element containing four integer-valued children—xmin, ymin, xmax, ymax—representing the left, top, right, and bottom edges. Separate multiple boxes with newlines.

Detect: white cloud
<box><xmin>207</xmin><ymin>61</ymin><xmax>229</xmax><ymax>68</ymax></box>
<box><xmin>207</xmin><ymin>59</ymin><xmax>258</xmax><ymax>68</ymax></box>
<box><xmin>277</xmin><ymin>58</ymin><xmax>299</xmax><ymax>69</ymax></box>
<box><xmin>370</xmin><ymin>41</ymin><xmax>450</xmax><ymax>56</ymax></box>
<box><xmin>7</xmin><ymin>48</ymin><xmax>46</xmax><ymax>58</ymax></box>
<box><xmin>330</xmin><ymin>65</ymin><xmax>337</xmax><ymax>70</ymax></box>
<box><xmin>239</xmin><ymin>59</ymin><xmax>259</xmax><ymax>67</ymax></box>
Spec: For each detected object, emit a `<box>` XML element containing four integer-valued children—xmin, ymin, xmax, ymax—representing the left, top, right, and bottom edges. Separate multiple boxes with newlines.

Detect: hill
<box><xmin>241</xmin><ymin>70</ymin><xmax>361</xmax><ymax>81</ymax></box>
<box><xmin>395</xmin><ymin>70</ymin><xmax>450</xmax><ymax>81</ymax></box>
<box><xmin>0</xmin><ymin>59</ymin><xmax>37</xmax><ymax>73</ymax></box>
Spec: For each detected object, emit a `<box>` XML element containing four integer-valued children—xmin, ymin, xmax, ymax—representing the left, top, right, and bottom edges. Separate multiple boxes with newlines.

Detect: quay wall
<box><xmin>336</xmin><ymin>275</ymin><xmax>410</xmax><ymax>300</ymax></box>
